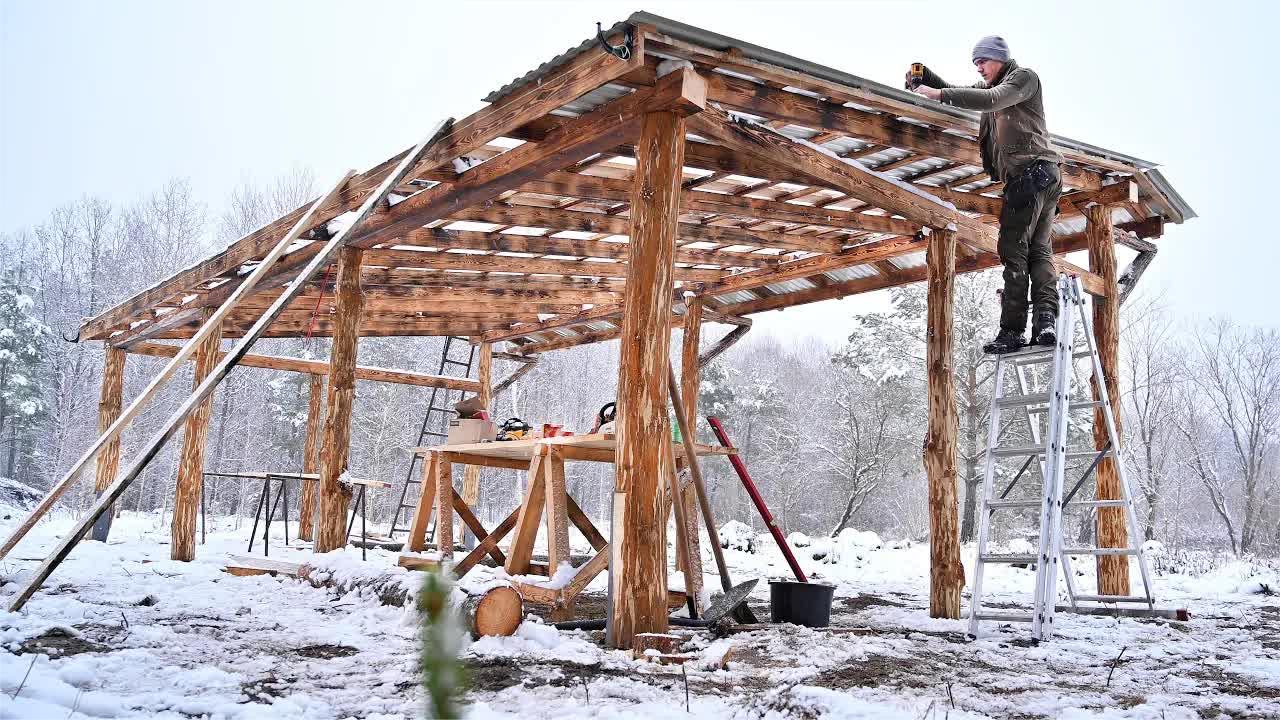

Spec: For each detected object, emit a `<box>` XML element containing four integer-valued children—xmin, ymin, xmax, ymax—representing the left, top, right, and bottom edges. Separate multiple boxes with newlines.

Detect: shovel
<box><xmin>554</xmin><ymin>579</ymin><xmax>758</xmax><ymax>631</ymax></box>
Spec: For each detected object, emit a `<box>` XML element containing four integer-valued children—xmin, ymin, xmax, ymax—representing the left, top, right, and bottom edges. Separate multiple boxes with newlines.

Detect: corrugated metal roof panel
<box><xmin>713</xmin><ymin>290</ymin><xmax>758</xmax><ymax>304</ymax></box>
<box><xmin>764</xmin><ymin>279</ymin><xmax>816</xmax><ymax>294</ymax></box>
<box><xmin>891</xmin><ymin>252</ymin><xmax>927</xmax><ymax>270</ymax></box>
<box><xmin>824</xmin><ymin>265</ymin><xmax>878</xmax><ymax>282</ymax></box>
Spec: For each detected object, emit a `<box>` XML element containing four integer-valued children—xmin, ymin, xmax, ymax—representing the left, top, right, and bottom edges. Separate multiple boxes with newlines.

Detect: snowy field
<box><xmin>2</xmin><ymin>505</ymin><xmax>1279</xmax><ymax>719</ymax></box>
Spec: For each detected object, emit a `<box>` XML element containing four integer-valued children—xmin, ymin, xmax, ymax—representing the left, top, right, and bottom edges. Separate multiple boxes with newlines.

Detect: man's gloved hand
<box><xmin>901</xmin><ymin>62</ymin><xmax>931</xmax><ymax>88</ymax></box>
<box><xmin>904</xmin><ymin>64</ymin><xmax>925</xmax><ymax>90</ymax></box>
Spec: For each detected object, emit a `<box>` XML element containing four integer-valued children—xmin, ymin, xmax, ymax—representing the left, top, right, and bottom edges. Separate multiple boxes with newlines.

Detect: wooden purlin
<box><xmin>78</xmin><ymin>29</ymin><xmax>646</xmax><ymax>342</ymax></box>
<box><xmin>134</xmin><ymin>67</ymin><xmax>710</xmax><ymax>349</ymax></box>
<box><xmin>713</xmin><ymin>228</ymin><xmax>1106</xmax><ymax>317</ymax></box>
<box><xmin>685</xmin><ymin>106</ymin><xmax>999</xmax><ymax>255</ymax></box>
<box><xmin>4</xmin><ymin>123</ymin><xmax>449</xmax><ymax>610</ymax></box>
<box><xmin>126</xmin><ymin>341</ymin><xmax>482</xmax><ymax>391</ymax></box>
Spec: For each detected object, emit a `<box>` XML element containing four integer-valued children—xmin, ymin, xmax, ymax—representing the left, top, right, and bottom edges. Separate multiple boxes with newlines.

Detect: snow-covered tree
<box><xmin>0</xmin><ymin>266</ymin><xmax>51</xmax><ymax>478</ymax></box>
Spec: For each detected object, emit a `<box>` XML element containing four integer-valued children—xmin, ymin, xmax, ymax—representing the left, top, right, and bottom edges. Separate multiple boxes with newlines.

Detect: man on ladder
<box><xmin>910</xmin><ymin>36</ymin><xmax>1064</xmax><ymax>354</ymax></box>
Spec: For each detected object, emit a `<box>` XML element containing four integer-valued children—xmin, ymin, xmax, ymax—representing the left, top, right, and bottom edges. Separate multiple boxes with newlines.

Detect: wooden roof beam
<box><xmin>446</xmin><ymin>205</ymin><xmax>842</xmax><ymax>254</ymax></box>
<box><xmin>387</xmin><ymin>226</ymin><xmax>780</xmax><ymax>268</ymax></box>
<box><xmin>346</xmin><ymin>67</ymin><xmax>708</xmax><ymax>251</ymax></box>
<box><xmin>718</xmin><ymin>228</ymin><xmax>1106</xmax><ymax>315</ymax></box>
<box><xmin>79</xmin><ymin>29</ymin><xmax>645</xmax><ymax>341</ymax></box>
<box><xmin>126</xmin><ymin>342</ymin><xmax>482</xmax><ymax>391</ymax></box>
<box><xmin>686</xmin><ymin>106</ymin><xmax>999</xmax><ymax>254</ymax></box>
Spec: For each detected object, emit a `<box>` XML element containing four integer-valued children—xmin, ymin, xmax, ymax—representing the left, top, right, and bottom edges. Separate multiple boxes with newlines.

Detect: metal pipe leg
<box><xmin>248</xmin><ymin>479</ymin><xmax>269</xmax><ymax>553</ymax></box>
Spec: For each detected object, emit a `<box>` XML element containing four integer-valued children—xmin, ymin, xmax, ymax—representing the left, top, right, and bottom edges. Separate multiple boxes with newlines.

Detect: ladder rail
<box><xmin>1015</xmin><ymin>358</ymin><xmax>1081</xmax><ymax>612</ymax></box>
<box><xmin>1073</xmin><ymin>277</ymin><xmax>1157</xmax><ymax>612</ymax></box>
<box><xmin>1031</xmin><ymin>289</ymin><xmax>1071</xmax><ymax>640</ymax></box>
<box><xmin>967</xmin><ymin>353</ymin><xmax>1009</xmax><ymax>638</ymax></box>
<box><xmin>388</xmin><ymin>335</ymin><xmax>477</xmax><ymax>538</ymax></box>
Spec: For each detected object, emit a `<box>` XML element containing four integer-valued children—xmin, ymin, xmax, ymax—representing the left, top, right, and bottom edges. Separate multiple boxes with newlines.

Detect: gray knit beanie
<box><xmin>972</xmin><ymin>35</ymin><xmax>1010</xmax><ymax>63</ymax></box>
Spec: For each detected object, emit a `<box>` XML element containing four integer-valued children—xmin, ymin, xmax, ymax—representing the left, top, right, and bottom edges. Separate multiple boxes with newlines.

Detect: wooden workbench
<box><xmin>398</xmin><ymin>433</ymin><xmax>733</xmax><ymax>618</ymax></box>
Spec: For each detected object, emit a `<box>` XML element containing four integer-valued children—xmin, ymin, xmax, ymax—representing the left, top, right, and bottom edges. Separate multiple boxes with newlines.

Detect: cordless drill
<box><xmin>906</xmin><ymin>63</ymin><xmax>926</xmax><ymax>90</ymax></box>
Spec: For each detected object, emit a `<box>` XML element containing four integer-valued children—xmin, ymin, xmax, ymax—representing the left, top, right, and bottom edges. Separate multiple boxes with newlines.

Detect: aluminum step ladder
<box><xmin>387</xmin><ymin>336</ymin><xmax>476</xmax><ymax>538</ymax></box>
<box><xmin>968</xmin><ymin>274</ymin><xmax>1155</xmax><ymax>642</ymax></box>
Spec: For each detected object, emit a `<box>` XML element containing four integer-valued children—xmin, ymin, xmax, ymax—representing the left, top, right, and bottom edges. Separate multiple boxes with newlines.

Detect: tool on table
<box><xmin>591</xmin><ymin>401</ymin><xmax>617</xmax><ymax>434</ymax></box>
<box><xmin>707</xmin><ymin>417</ymin><xmax>807</xmax><ymax>583</ymax></box>
<box><xmin>453</xmin><ymin>395</ymin><xmax>488</xmax><ymax>420</ymax></box>
<box><xmin>667</xmin><ymin>367</ymin><xmax>759</xmax><ymax>624</ymax></box>
<box><xmin>906</xmin><ymin>62</ymin><xmax>926</xmax><ymax>89</ymax></box>
<box><xmin>496</xmin><ymin>417</ymin><xmax>531</xmax><ymax>441</ymax></box>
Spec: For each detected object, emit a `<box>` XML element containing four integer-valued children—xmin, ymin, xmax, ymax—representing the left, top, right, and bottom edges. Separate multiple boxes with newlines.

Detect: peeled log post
<box><xmin>315</xmin><ymin>247</ymin><xmax>364</xmax><ymax>554</ymax></box>
<box><xmin>460</xmin><ymin>341</ymin><xmax>492</xmax><ymax>520</ymax></box>
<box><xmin>924</xmin><ymin>228</ymin><xmax>963</xmax><ymax>619</ymax></box>
<box><xmin>1086</xmin><ymin>205</ymin><xmax>1130</xmax><ymax>595</ymax></box>
<box><xmin>677</xmin><ymin>298</ymin><xmax>705</xmax><ymax>611</ymax></box>
<box><xmin>171</xmin><ymin>309</ymin><xmax>222</xmax><ymax>561</ymax></box>
<box><xmin>90</xmin><ymin>347</ymin><xmax>126</xmax><ymax>542</ymax></box>
<box><xmin>298</xmin><ymin>374</ymin><xmax>325</xmax><ymax>542</ymax></box>
<box><xmin>609</xmin><ymin>110</ymin><xmax>686</xmax><ymax>650</ymax></box>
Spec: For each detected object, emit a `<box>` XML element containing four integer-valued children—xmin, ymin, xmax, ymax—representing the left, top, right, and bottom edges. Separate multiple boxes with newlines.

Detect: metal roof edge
<box><xmin>628</xmin><ymin>11</ymin><xmax>1160</xmax><ymax>170</ymax></box>
<box><xmin>1144</xmin><ymin>168</ymin><xmax>1196</xmax><ymax>223</ymax></box>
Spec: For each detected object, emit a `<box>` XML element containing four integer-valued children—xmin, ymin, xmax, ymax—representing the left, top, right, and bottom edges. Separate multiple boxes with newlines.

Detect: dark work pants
<box><xmin>998</xmin><ymin>162</ymin><xmax>1062</xmax><ymax>333</ymax></box>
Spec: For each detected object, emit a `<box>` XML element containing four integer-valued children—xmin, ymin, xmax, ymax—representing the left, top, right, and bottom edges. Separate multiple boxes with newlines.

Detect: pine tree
<box><xmin>0</xmin><ymin>265</ymin><xmax>50</xmax><ymax>480</ymax></box>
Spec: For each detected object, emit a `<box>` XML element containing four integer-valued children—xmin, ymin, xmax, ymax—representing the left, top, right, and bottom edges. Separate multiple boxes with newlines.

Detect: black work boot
<box><xmin>983</xmin><ymin>328</ymin><xmax>1026</xmax><ymax>355</ymax></box>
<box><xmin>1032</xmin><ymin>312</ymin><xmax>1057</xmax><ymax>346</ymax></box>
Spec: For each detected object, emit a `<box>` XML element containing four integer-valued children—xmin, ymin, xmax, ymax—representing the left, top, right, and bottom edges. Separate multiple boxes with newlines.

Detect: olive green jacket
<box><xmin>919</xmin><ymin>60</ymin><xmax>1062</xmax><ymax>182</ymax></box>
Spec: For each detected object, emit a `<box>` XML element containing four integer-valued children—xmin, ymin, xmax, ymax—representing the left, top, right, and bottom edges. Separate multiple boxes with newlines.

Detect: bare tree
<box><xmin>1119</xmin><ymin>297</ymin><xmax>1182</xmax><ymax>539</ymax></box>
<box><xmin>1184</xmin><ymin>318</ymin><xmax>1280</xmax><ymax>554</ymax></box>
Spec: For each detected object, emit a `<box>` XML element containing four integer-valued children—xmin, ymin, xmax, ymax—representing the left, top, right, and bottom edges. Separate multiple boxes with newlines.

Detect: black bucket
<box><xmin>769</xmin><ymin>581</ymin><xmax>835</xmax><ymax>628</ymax></box>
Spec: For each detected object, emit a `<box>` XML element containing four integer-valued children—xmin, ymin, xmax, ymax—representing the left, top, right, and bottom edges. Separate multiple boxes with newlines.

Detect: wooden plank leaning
<box><xmin>4</xmin><ymin>119</ymin><xmax>453</xmax><ymax>611</ymax></box>
<box><xmin>0</xmin><ymin>173</ymin><xmax>351</xmax><ymax>562</ymax></box>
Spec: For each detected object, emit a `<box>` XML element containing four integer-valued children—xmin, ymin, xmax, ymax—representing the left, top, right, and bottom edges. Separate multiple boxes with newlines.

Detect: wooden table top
<box><xmin>413</xmin><ymin>432</ymin><xmax>735</xmax><ymax>462</ymax></box>
<box><xmin>203</xmin><ymin>471</ymin><xmax>390</xmax><ymax>488</ymax></box>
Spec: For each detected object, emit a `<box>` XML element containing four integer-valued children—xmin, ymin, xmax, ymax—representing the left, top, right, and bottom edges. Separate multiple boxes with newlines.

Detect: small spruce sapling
<box><xmin>417</xmin><ymin>571</ymin><xmax>467</xmax><ymax>719</ymax></box>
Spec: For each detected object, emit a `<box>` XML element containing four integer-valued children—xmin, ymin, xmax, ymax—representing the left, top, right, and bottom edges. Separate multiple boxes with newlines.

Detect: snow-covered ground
<box><xmin>2</xmin><ymin>504</ymin><xmax>1278</xmax><ymax>719</ymax></box>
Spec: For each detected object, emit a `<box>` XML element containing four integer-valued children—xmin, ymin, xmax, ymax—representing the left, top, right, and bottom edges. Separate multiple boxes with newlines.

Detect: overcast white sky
<box><xmin>2</xmin><ymin>0</ymin><xmax>1273</xmax><ymax>344</ymax></box>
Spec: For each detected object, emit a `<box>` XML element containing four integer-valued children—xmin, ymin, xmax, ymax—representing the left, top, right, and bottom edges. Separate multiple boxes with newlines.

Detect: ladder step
<box><xmin>1024</xmin><ymin>400</ymin><xmax>1104</xmax><ymax>413</ymax></box>
<box><xmin>986</xmin><ymin>498</ymin><xmax>1128</xmax><ymax>510</ymax></box>
<box><xmin>996</xmin><ymin>392</ymin><xmax>1051</xmax><ymax>408</ymax></box>
<box><xmin>1071</xmin><ymin>594</ymin><xmax>1152</xmax><ymax>604</ymax></box>
<box><xmin>1062</xmin><ymin>547</ymin><xmax>1138</xmax><ymax>556</ymax></box>
<box><xmin>985</xmin><ymin>499</ymin><xmax>1044</xmax><ymax>509</ymax></box>
<box><xmin>1012</xmin><ymin>350</ymin><xmax>1092</xmax><ymax>366</ymax></box>
<box><xmin>975</xmin><ymin>611</ymin><xmax>1034</xmax><ymax>623</ymax></box>
<box><xmin>990</xmin><ymin>445</ymin><xmax>1112</xmax><ymax>459</ymax></box>
<box><xmin>980</xmin><ymin>554</ymin><xmax>1039</xmax><ymax>564</ymax></box>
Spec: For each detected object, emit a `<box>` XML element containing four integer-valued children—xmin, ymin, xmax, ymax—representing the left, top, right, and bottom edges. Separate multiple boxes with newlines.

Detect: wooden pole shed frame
<box><xmin>15</xmin><ymin>12</ymin><xmax>1191</xmax><ymax>646</ymax></box>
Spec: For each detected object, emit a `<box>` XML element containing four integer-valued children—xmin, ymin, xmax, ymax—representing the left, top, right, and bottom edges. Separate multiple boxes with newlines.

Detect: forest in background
<box><xmin>2</xmin><ymin>172</ymin><xmax>1277</xmax><ymax>563</ymax></box>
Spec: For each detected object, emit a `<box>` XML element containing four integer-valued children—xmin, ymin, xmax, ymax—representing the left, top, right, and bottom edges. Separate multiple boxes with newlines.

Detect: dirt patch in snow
<box><xmin>18</xmin><ymin>626</ymin><xmax>111</xmax><ymax>657</ymax></box>
<box><xmin>294</xmin><ymin>643</ymin><xmax>359</xmax><ymax>659</ymax></box>
<box><xmin>839</xmin><ymin>593</ymin><xmax>907</xmax><ymax>612</ymax></box>
<box><xmin>808</xmin><ymin>653</ymin><xmax>943</xmax><ymax>690</ymax></box>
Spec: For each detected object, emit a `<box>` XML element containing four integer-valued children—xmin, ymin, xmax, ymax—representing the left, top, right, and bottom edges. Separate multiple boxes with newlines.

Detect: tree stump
<box><xmin>462</xmin><ymin>585</ymin><xmax>523</xmax><ymax>638</ymax></box>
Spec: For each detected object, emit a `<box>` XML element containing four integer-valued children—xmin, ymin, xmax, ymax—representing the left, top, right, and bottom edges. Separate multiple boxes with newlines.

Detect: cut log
<box><xmin>462</xmin><ymin>585</ymin><xmax>523</xmax><ymax>639</ymax></box>
<box><xmin>634</xmin><ymin>632</ymin><xmax>684</xmax><ymax>656</ymax></box>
